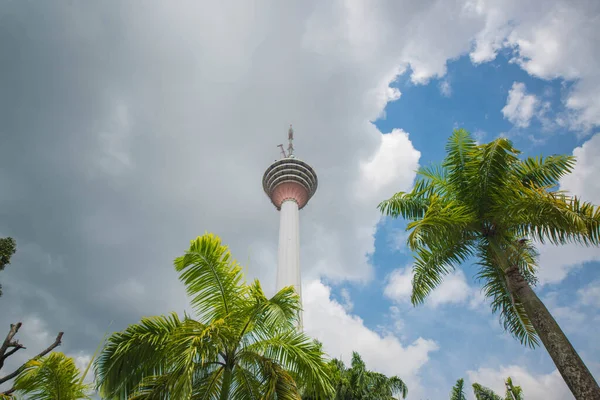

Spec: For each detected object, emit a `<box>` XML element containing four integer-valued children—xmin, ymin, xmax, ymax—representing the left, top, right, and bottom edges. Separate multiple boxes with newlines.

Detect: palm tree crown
<box><xmin>450</xmin><ymin>378</ymin><xmax>466</xmax><ymax>400</ymax></box>
<box><xmin>326</xmin><ymin>351</ymin><xmax>407</xmax><ymax>399</ymax></box>
<box><xmin>95</xmin><ymin>233</ymin><xmax>333</xmax><ymax>399</ymax></box>
<box><xmin>11</xmin><ymin>352</ymin><xmax>92</xmax><ymax>400</ymax></box>
<box><xmin>379</xmin><ymin>129</ymin><xmax>600</xmax><ymax>346</ymax></box>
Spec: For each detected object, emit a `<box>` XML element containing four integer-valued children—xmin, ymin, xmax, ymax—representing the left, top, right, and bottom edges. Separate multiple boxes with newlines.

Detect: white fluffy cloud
<box><xmin>383</xmin><ymin>267</ymin><xmax>414</xmax><ymax>302</ymax></box>
<box><xmin>578</xmin><ymin>281</ymin><xmax>600</xmax><ymax>308</ymax></box>
<box><xmin>467</xmin><ymin>366</ymin><xmax>572</xmax><ymax>400</ymax></box>
<box><xmin>502</xmin><ymin>82</ymin><xmax>539</xmax><ymax>128</ymax></box>
<box><xmin>303</xmin><ymin>280</ymin><xmax>438</xmax><ymax>398</ymax></box>
<box><xmin>537</xmin><ymin>133</ymin><xmax>600</xmax><ymax>284</ymax></box>
<box><xmin>560</xmin><ymin>133</ymin><xmax>600</xmax><ymax>202</ymax></box>
<box><xmin>357</xmin><ymin>129</ymin><xmax>421</xmax><ymax>204</ymax></box>
<box><xmin>468</xmin><ymin>0</ymin><xmax>600</xmax><ymax>132</ymax></box>
<box><xmin>383</xmin><ymin>267</ymin><xmax>481</xmax><ymax>308</ymax></box>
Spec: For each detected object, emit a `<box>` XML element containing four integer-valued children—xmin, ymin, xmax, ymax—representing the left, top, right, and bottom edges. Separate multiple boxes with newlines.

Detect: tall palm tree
<box><xmin>95</xmin><ymin>233</ymin><xmax>333</xmax><ymax>399</ymax></box>
<box><xmin>9</xmin><ymin>352</ymin><xmax>92</xmax><ymax>399</ymax></box>
<box><xmin>379</xmin><ymin>129</ymin><xmax>600</xmax><ymax>400</ymax></box>
<box><xmin>325</xmin><ymin>351</ymin><xmax>407</xmax><ymax>399</ymax></box>
<box><xmin>504</xmin><ymin>377</ymin><xmax>523</xmax><ymax>400</ymax></box>
<box><xmin>450</xmin><ymin>378</ymin><xmax>466</xmax><ymax>400</ymax></box>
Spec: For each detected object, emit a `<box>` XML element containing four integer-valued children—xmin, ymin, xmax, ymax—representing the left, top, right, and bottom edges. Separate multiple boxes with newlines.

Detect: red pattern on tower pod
<box><xmin>271</xmin><ymin>181</ymin><xmax>309</xmax><ymax>209</ymax></box>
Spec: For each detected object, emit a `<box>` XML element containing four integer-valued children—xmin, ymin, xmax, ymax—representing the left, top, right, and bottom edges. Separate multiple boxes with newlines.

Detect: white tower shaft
<box><xmin>276</xmin><ymin>199</ymin><xmax>303</xmax><ymax>327</ymax></box>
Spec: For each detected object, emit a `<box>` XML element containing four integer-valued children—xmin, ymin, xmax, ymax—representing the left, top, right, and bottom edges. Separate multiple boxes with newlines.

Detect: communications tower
<box><xmin>262</xmin><ymin>125</ymin><xmax>318</xmax><ymax>328</ymax></box>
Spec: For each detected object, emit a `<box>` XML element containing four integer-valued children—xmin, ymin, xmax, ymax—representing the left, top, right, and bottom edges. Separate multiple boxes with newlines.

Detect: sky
<box><xmin>0</xmin><ymin>1</ymin><xmax>599</xmax><ymax>399</ymax></box>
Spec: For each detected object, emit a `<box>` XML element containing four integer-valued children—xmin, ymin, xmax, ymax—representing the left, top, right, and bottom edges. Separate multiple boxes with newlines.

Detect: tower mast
<box><xmin>287</xmin><ymin>125</ymin><xmax>294</xmax><ymax>157</ymax></box>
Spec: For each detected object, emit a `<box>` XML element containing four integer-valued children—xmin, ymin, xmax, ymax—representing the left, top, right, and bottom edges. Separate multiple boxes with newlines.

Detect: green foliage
<box><xmin>504</xmin><ymin>377</ymin><xmax>524</xmax><ymax>400</ymax></box>
<box><xmin>379</xmin><ymin>129</ymin><xmax>600</xmax><ymax>347</ymax></box>
<box><xmin>316</xmin><ymin>351</ymin><xmax>407</xmax><ymax>400</ymax></box>
<box><xmin>95</xmin><ymin>233</ymin><xmax>333</xmax><ymax>400</ymax></box>
<box><xmin>0</xmin><ymin>237</ymin><xmax>17</xmax><ymax>297</ymax></box>
<box><xmin>0</xmin><ymin>238</ymin><xmax>16</xmax><ymax>271</ymax></box>
<box><xmin>11</xmin><ymin>352</ymin><xmax>91</xmax><ymax>399</ymax></box>
<box><xmin>450</xmin><ymin>378</ymin><xmax>466</xmax><ymax>400</ymax></box>
<box><xmin>469</xmin><ymin>376</ymin><xmax>524</xmax><ymax>400</ymax></box>
<box><xmin>472</xmin><ymin>383</ymin><xmax>503</xmax><ymax>400</ymax></box>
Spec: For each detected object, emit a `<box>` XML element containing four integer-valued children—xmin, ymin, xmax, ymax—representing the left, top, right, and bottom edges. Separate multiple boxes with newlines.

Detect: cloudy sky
<box><xmin>1</xmin><ymin>1</ymin><xmax>599</xmax><ymax>399</ymax></box>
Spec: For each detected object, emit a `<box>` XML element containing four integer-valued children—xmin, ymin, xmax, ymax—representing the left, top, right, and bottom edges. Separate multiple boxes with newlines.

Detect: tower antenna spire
<box><xmin>287</xmin><ymin>124</ymin><xmax>294</xmax><ymax>157</ymax></box>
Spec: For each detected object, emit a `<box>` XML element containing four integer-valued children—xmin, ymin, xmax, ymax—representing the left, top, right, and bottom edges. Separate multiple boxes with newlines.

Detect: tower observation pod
<box><xmin>262</xmin><ymin>125</ymin><xmax>318</xmax><ymax>329</ymax></box>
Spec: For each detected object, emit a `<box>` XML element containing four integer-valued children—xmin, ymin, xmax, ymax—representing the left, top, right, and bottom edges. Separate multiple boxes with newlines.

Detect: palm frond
<box><xmin>506</xmin><ymin>188</ymin><xmax>600</xmax><ymax>246</ymax></box>
<box><xmin>443</xmin><ymin>129</ymin><xmax>479</xmax><ymax>200</ymax></box>
<box><xmin>410</xmin><ymin>232</ymin><xmax>476</xmax><ymax>305</ymax></box>
<box><xmin>241</xmin><ymin>281</ymin><xmax>301</xmax><ymax>338</ymax></box>
<box><xmin>450</xmin><ymin>378</ymin><xmax>467</xmax><ymax>400</ymax></box>
<box><xmin>476</xmin><ymin>241</ymin><xmax>540</xmax><ymax>348</ymax></box>
<box><xmin>230</xmin><ymin>365</ymin><xmax>261</xmax><ymax>400</ymax></box>
<box><xmin>406</xmin><ymin>195</ymin><xmax>476</xmax><ymax>251</ymax></box>
<box><xmin>127</xmin><ymin>374</ymin><xmax>171</xmax><ymax>400</ymax></box>
<box><xmin>378</xmin><ymin>191</ymin><xmax>430</xmax><ymax>221</ymax></box>
<box><xmin>387</xmin><ymin>376</ymin><xmax>408</xmax><ymax>399</ymax></box>
<box><xmin>475</xmin><ymin>138</ymin><xmax>520</xmax><ymax>213</ymax></box>
<box><xmin>259</xmin><ymin>357</ymin><xmax>302</xmax><ymax>400</ymax></box>
<box><xmin>95</xmin><ymin>313</ymin><xmax>185</xmax><ymax>398</ymax></box>
<box><xmin>414</xmin><ymin>164</ymin><xmax>451</xmax><ymax>198</ymax></box>
<box><xmin>515</xmin><ymin>154</ymin><xmax>576</xmax><ymax>188</ymax></box>
<box><xmin>238</xmin><ymin>330</ymin><xmax>334</xmax><ymax>399</ymax></box>
<box><xmin>174</xmin><ymin>233</ymin><xmax>246</xmax><ymax>322</ymax></box>
<box><xmin>192</xmin><ymin>365</ymin><xmax>224</xmax><ymax>400</ymax></box>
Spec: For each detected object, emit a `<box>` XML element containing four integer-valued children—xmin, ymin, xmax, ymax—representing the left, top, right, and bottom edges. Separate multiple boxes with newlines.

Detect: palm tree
<box><xmin>379</xmin><ymin>129</ymin><xmax>600</xmax><ymax>400</ymax></box>
<box><xmin>325</xmin><ymin>351</ymin><xmax>407</xmax><ymax>399</ymax></box>
<box><xmin>450</xmin><ymin>378</ymin><xmax>466</xmax><ymax>400</ymax></box>
<box><xmin>504</xmin><ymin>377</ymin><xmax>524</xmax><ymax>400</ymax></box>
<box><xmin>95</xmin><ymin>233</ymin><xmax>333</xmax><ymax>399</ymax></box>
<box><xmin>9</xmin><ymin>352</ymin><xmax>92</xmax><ymax>399</ymax></box>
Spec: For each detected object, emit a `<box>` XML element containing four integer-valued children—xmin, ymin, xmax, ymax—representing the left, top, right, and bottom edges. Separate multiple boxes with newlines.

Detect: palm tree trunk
<box><xmin>505</xmin><ymin>266</ymin><xmax>600</xmax><ymax>400</ymax></box>
<box><xmin>220</xmin><ymin>366</ymin><xmax>233</xmax><ymax>400</ymax></box>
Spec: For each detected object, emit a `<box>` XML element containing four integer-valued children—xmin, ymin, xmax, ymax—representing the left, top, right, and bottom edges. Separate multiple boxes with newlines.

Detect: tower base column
<box><xmin>277</xmin><ymin>199</ymin><xmax>302</xmax><ymax>328</ymax></box>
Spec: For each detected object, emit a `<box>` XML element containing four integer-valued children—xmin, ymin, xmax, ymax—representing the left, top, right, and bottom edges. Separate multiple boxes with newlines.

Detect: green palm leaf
<box><xmin>476</xmin><ymin>241</ymin><xmax>539</xmax><ymax>347</ymax></box>
<box><xmin>450</xmin><ymin>378</ymin><xmax>467</xmax><ymax>400</ymax></box>
<box><xmin>378</xmin><ymin>191</ymin><xmax>430</xmax><ymax>221</ymax></box>
<box><xmin>175</xmin><ymin>234</ymin><xmax>246</xmax><ymax>323</ymax></box>
<box><xmin>515</xmin><ymin>154</ymin><xmax>576</xmax><ymax>187</ymax></box>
